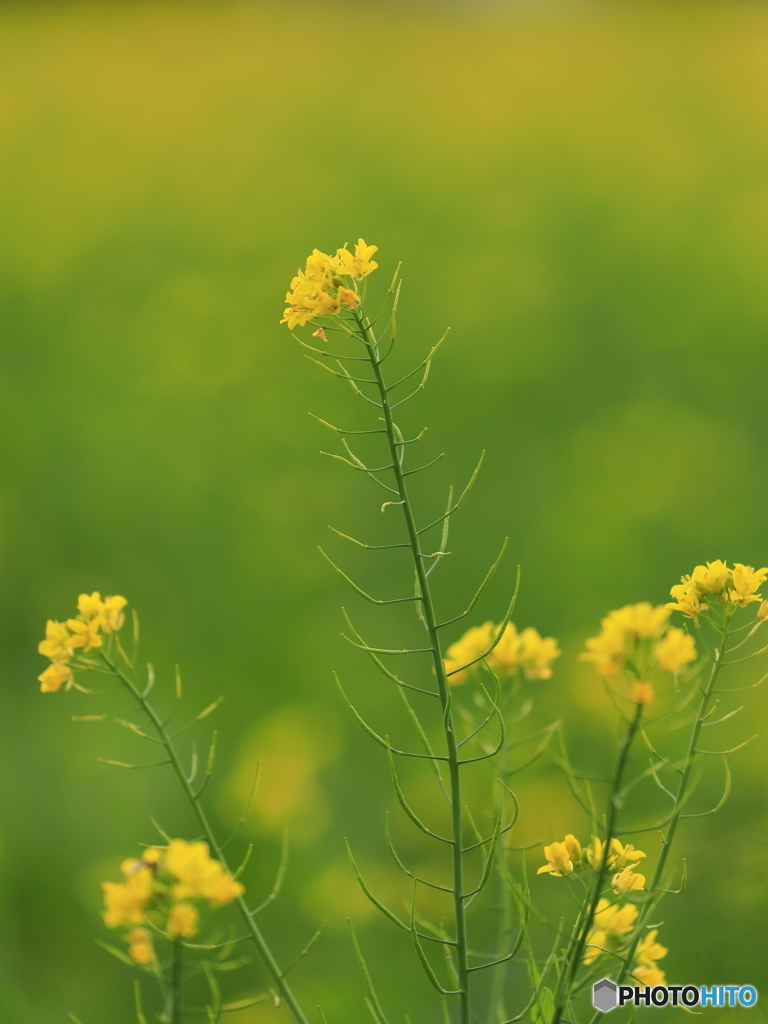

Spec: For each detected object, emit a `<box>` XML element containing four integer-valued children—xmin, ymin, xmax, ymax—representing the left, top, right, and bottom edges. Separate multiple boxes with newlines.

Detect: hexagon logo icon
<box><xmin>593</xmin><ymin>979</ymin><xmax>618</xmax><ymax>1013</ymax></box>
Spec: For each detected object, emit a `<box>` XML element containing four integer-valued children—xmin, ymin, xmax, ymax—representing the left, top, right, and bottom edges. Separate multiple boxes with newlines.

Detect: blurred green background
<box><xmin>1</xmin><ymin>0</ymin><xmax>767</xmax><ymax>1020</ymax></box>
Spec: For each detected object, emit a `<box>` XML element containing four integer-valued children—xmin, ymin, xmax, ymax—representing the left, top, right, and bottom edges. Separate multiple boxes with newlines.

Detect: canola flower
<box><xmin>539</xmin><ymin>841</ymin><xmax>573</xmax><ymax>877</ymax></box>
<box><xmin>37</xmin><ymin>592</ymin><xmax>128</xmax><ymax>692</ymax></box>
<box><xmin>281</xmin><ymin>240</ymin><xmax>378</xmax><ymax>329</ymax></box>
<box><xmin>633</xmin><ymin>964</ymin><xmax>667</xmax><ymax>988</ymax></box>
<box><xmin>540</xmin><ymin>835</ymin><xmax>646</xmax><ymax>882</ymax></box>
<box><xmin>580</xmin><ymin>602</ymin><xmax>697</xmax><ymax>701</ymax></box>
<box><xmin>165</xmin><ymin>838</ymin><xmax>245</xmax><ymax>905</ymax></box>
<box><xmin>585</xmin><ymin>837</ymin><xmax>646</xmax><ymax>872</ymax></box>
<box><xmin>653</xmin><ymin>626</ymin><xmax>696</xmax><ymax>672</ymax></box>
<box><xmin>611</xmin><ymin>867</ymin><xmax>645</xmax><ymax>895</ymax></box>
<box><xmin>632</xmin><ymin>932</ymin><xmax>668</xmax><ymax>988</ymax></box>
<box><xmin>583</xmin><ymin>898</ymin><xmax>639</xmax><ymax>965</ymax></box>
<box><xmin>635</xmin><ymin>929</ymin><xmax>668</xmax><ymax>968</ymax></box>
<box><xmin>102</xmin><ymin>839</ymin><xmax>243</xmax><ymax>961</ymax></box>
<box><xmin>667</xmin><ymin>560</ymin><xmax>768</xmax><ymax>619</ymax></box>
<box><xmin>443</xmin><ymin>620</ymin><xmax>560</xmax><ymax>685</ymax></box>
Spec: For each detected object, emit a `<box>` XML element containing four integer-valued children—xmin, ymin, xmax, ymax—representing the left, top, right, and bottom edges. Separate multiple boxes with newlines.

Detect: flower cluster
<box><xmin>102</xmin><ymin>839</ymin><xmax>244</xmax><ymax>962</ymax></box>
<box><xmin>580</xmin><ymin>602</ymin><xmax>696</xmax><ymax>700</ymax></box>
<box><xmin>443</xmin><ymin>621</ymin><xmax>560</xmax><ymax>685</ymax></box>
<box><xmin>584</xmin><ymin>898</ymin><xmax>668</xmax><ymax>987</ymax></box>
<box><xmin>537</xmin><ymin>834</ymin><xmax>646</xmax><ymax>895</ymax></box>
<box><xmin>281</xmin><ymin>239</ymin><xmax>378</xmax><ymax>329</ymax></box>
<box><xmin>37</xmin><ymin>591</ymin><xmax>128</xmax><ymax>693</ymax></box>
<box><xmin>667</xmin><ymin>560</ymin><xmax>768</xmax><ymax>620</ymax></box>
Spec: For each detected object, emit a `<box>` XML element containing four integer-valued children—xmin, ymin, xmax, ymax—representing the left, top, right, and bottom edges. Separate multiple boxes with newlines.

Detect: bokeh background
<box><xmin>1</xmin><ymin>0</ymin><xmax>767</xmax><ymax>1020</ymax></box>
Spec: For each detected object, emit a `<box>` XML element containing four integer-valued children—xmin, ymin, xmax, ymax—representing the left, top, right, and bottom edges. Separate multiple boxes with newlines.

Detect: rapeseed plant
<box><xmin>37</xmin><ymin>242</ymin><xmax>767</xmax><ymax>1024</ymax></box>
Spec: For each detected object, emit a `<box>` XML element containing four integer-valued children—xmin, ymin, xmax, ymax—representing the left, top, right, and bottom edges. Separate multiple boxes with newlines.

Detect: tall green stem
<box><xmin>356</xmin><ymin>311</ymin><xmax>471</xmax><ymax>1024</ymax></box>
<box><xmin>550</xmin><ymin>703</ymin><xmax>643</xmax><ymax>1024</ymax></box>
<box><xmin>101</xmin><ymin>653</ymin><xmax>311</xmax><ymax>1024</ymax></box>
<box><xmin>612</xmin><ymin>614</ymin><xmax>731</xmax><ymax>989</ymax></box>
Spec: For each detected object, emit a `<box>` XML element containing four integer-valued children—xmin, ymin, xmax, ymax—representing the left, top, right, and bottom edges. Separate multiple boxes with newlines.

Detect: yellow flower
<box><xmin>585</xmin><ymin>837</ymin><xmax>645</xmax><ymax>871</ymax></box>
<box><xmin>702</xmin><ymin>560</ymin><xmax>737</xmax><ymax>593</ymax></box>
<box><xmin>654</xmin><ymin>627</ymin><xmax>696</xmax><ymax>673</ymax></box>
<box><xmin>336</xmin><ymin>239</ymin><xmax>379</xmax><ymax>281</ymax></box>
<box><xmin>564</xmin><ymin>834</ymin><xmax>583</xmax><ymax>865</ymax></box>
<box><xmin>690</xmin><ymin>560</ymin><xmax>731</xmax><ymax>596</ymax></box>
<box><xmin>78</xmin><ymin>592</ymin><xmax>105</xmax><ymax>621</ymax></box>
<box><xmin>38</xmin><ymin>662</ymin><xmax>73</xmax><ymax>693</ymax></box>
<box><xmin>730</xmin><ymin>564</ymin><xmax>768</xmax><ymax>608</ymax></box>
<box><xmin>666</xmin><ymin>582</ymin><xmax>707</xmax><ymax>619</ymax></box>
<box><xmin>443</xmin><ymin>622</ymin><xmax>494</xmax><ymax>684</ymax></box>
<box><xmin>757</xmin><ymin>601</ymin><xmax>768</xmax><ymax>622</ymax></box>
<box><xmin>611</xmin><ymin>868</ymin><xmax>645</xmax><ymax>894</ymax></box>
<box><xmin>593</xmin><ymin>897</ymin><xmax>639</xmax><ymax>936</ymax></box>
<box><xmin>38</xmin><ymin>620</ymin><xmax>76</xmax><ymax>663</ymax></box>
<box><xmin>304</xmin><ymin>249</ymin><xmax>339</xmax><ymax>286</ymax></box>
<box><xmin>281</xmin><ymin>269</ymin><xmax>340</xmax><ymax>329</ymax></box>
<box><xmin>537</xmin><ymin>841</ymin><xmax>574</xmax><ymax>877</ymax></box>
<box><xmin>609</xmin><ymin>840</ymin><xmax>646</xmax><ymax>870</ymax></box>
<box><xmin>337</xmin><ymin>286</ymin><xmax>360</xmax><ymax>310</ymax></box>
<box><xmin>102</xmin><ymin>595</ymin><xmax>128</xmax><ymax>632</ymax></box>
<box><xmin>518</xmin><ymin>628</ymin><xmax>561</xmax><ymax>680</ymax></box>
<box><xmin>167</xmin><ymin>902</ymin><xmax>200</xmax><ymax>938</ymax></box>
<box><xmin>127</xmin><ymin>927</ymin><xmax>154</xmax><ymax>964</ymax></box>
<box><xmin>633</xmin><ymin>964</ymin><xmax>667</xmax><ymax>988</ymax></box>
<box><xmin>77</xmin><ymin>591</ymin><xmax>128</xmax><ymax>631</ymax></box>
<box><xmin>165</xmin><ymin>839</ymin><xmax>244</xmax><ymax>906</ymax></box>
<box><xmin>613</xmin><ymin>603</ymin><xmax>670</xmax><ymax>640</ymax></box>
<box><xmin>629</xmin><ymin>681</ymin><xmax>655</xmax><ymax>705</ymax></box>
<box><xmin>486</xmin><ymin>622</ymin><xmax>520</xmax><ymax>673</ymax></box>
<box><xmin>580</xmin><ymin>604</ymin><xmax>666</xmax><ymax>678</ymax></box>
<box><xmin>66</xmin><ymin>617</ymin><xmax>103</xmax><ymax>653</ymax></box>
<box><xmin>580</xmin><ymin>620</ymin><xmax>627</xmax><ymax>678</ymax></box>
<box><xmin>636</xmin><ymin>929</ymin><xmax>668</xmax><ymax>967</ymax></box>
<box><xmin>585</xmin><ymin>836</ymin><xmax>605</xmax><ymax>868</ymax></box>
<box><xmin>102</xmin><ymin>862</ymin><xmax>154</xmax><ymax>928</ymax></box>
<box><xmin>584</xmin><ymin>898</ymin><xmax>639</xmax><ymax>964</ymax></box>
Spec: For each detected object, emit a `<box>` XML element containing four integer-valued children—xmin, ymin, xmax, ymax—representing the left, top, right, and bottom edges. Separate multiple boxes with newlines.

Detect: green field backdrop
<box><xmin>1</xmin><ymin>1</ymin><xmax>767</xmax><ymax>1021</ymax></box>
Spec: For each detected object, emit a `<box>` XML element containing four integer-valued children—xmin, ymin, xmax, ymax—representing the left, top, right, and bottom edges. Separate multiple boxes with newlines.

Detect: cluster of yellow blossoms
<box><xmin>580</xmin><ymin>602</ymin><xmax>696</xmax><ymax>702</ymax></box>
<box><xmin>37</xmin><ymin>591</ymin><xmax>128</xmax><ymax>693</ymax></box>
<box><xmin>584</xmin><ymin>899</ymin><xmax>668</xmax><ymax>987</ymax></box>
<box><xmin>538</xmin><ymin>834</ymin><xmax>664</xmax><ymax>985</ymax></box>
<box><xmin>102</xmin><ymin>839</ymin><xmax>244</xmax><ymax>962</ymax></box>
<box><xmin>537</xmin><ymin>834</ymin><xmax>646</xmax><ymax>895</ymax></box>
<box><xmin>443</xmin><ymin>621</ymin><xmax>560</xmax><ymax>685</ymax></box>
<box><xmin>281</xmin><ymin>239</ymin><xmax>378</xmax><ymax>329</ymax></box>
<box><xmin>667</xmin><ymin>560</ymin><xmax>768</xmax><ymax>620</ymax></box>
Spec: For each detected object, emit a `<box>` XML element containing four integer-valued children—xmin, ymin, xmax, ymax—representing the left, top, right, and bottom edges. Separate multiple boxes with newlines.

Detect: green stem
<box><xmin>356</xmin><ymin>310</ymin><xmax>471</xmax><ymax>1024</ymax></box>
<box><xmin>171</xmin><ymin>939</ymin><xmax>182</xmax><ymax>1024</ymax></box>
<box><xmin>488</xmin><ymin>683</ymin><xmax>514</xmax><ymax>1024</ymax></box>
<box><xmin>612</xmin><ymin>613</ymin><xmax>731</xmax><ymax>989</ymax></box>
<box><xmin>101</xmin><ymin>653</ymin><xmax>311</xmax><ymax>1024</ymax></box>
<box><xmin>551</xmin><ymin>702</ymin><xmax>643</xmax><ymax>1024</ymax></box>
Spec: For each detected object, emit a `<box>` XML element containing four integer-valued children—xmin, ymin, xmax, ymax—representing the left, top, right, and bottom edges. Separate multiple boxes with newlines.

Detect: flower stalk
<box><xmin>550</xmin><ymin>702</ymin><xmax>643</xmax><ymax>1024</ymax></box>
<box><xmin>100</xmin><ymin>651</ymin><xmax>311</xmax><ymax>1024</ymax></box>
<box><xmin>354</xmin><ymin>308</ymin><xmax>472</xmax><ymax>1024</ymax></box>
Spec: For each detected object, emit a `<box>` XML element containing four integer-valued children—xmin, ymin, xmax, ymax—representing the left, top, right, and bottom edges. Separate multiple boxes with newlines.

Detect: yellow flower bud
<box><xmin>564</xmin><ymin>834</ymin><xmax>583</xmax><ymax>865</ymax></box>
<box><xmin>127</xmin><ymin>928</ymin><xmax>154</xmax><ymax>964</ymax></box>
